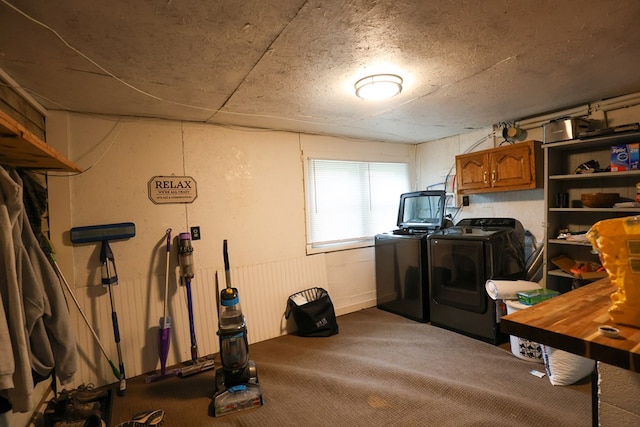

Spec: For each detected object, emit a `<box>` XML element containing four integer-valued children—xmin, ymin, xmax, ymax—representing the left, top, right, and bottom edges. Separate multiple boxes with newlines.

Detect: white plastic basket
<box><xmin>505</xmin><ymin>300</ymin><xmax>543</xmax><ymax>363</ymax></box>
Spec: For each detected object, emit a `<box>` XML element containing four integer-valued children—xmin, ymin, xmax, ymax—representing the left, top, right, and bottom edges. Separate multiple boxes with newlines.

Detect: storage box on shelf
<box><xmin>543</xmin><ymin>130</ymin><xmax>640</xmax><ymax>293</ymax></box>
<box><xmin>543</xmin><ymin>118</ymin><xmax>595</xmax><ymax>144</ymax></box>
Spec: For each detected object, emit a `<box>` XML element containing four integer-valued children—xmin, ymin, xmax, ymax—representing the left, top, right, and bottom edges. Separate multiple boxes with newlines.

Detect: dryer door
<box><xmin>429</xmin><ymin>238</ymin><xmax>487</xmax><ymax>314</ymax></box>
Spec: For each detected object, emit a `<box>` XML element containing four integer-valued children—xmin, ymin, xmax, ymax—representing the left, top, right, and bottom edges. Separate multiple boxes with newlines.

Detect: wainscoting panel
<box><xmin>66</xmin><ymin>254</ymin><xmax>328</xmax><ymax>389</ymax></box>
<box><xmin>215</xmin><ymin>253</ymin><xmax>329</xmax><ymax>344</ymax></box>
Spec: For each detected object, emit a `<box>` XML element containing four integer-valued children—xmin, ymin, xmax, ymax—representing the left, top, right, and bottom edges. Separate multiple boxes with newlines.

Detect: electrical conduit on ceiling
<box><xmin>516</xmin><ymin>91</ymin><xmax>640</xmax><ymax>130</ymax></box>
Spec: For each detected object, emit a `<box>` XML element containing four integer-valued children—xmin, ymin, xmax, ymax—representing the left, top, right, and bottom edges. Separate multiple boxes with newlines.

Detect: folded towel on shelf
<box><xmin>485</xmin><ymin>279</ymin><xmax>541</xmax><ymax>300</ymax></box>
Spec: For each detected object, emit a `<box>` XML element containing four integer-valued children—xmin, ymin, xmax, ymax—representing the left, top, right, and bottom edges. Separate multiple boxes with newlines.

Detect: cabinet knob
<box><xmin>483</xmin><ymin>171</ymin><xmax>488</xmax><ymax>184</ymax></box>
<box><xmin>492</xmin><ymin>170</ymin><xmax>496</xmax><ymax>183</ymax></box>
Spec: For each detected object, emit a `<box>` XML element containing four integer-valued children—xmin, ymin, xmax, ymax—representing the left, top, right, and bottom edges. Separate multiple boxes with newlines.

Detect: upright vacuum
<box><xmin>212</xmin><ymin>240</ymin><xmax>263</xmax><ymax>417</ymax></box>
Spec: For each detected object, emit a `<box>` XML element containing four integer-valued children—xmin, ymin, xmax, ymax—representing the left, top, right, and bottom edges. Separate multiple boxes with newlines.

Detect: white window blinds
<box><xmin>305</xmin><ymin>159</ymin><xmax>410</xmax><ymax>252</ymax></box>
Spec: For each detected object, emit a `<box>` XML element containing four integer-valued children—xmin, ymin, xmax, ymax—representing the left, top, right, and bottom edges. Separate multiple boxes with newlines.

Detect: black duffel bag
<box><xmin>285</xmin><ymin>287</ymin><xmax>339</xmax><ymax>337</ymax></box>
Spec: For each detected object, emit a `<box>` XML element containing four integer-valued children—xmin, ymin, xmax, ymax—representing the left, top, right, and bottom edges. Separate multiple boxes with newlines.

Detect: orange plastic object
<box><xmin>587</xmin><ymin>216</ymin><xmax>640</xmax><ymax>327</ymax></box>
<box><xmin>570</xmin><ymin>262</ymin><xmax>593</xmax><ymax>275</ymax></box>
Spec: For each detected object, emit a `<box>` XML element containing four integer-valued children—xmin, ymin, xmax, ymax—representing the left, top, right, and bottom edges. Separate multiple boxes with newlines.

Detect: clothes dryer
<box><xmin>427</xmin><ymin>218</ymin><xmax>525</xmax><ymax>344</ymax></box>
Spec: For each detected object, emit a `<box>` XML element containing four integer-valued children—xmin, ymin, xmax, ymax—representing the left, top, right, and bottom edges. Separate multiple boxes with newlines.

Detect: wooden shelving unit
<box><xmin>0</xmin><ymin>109</ymin><xmax>82</xmax><ymax>172</ymax></box>
<box><xmin>543</xmin><ymin>130</ymin><xmax>640</xmax><ymax>292</ymax></box>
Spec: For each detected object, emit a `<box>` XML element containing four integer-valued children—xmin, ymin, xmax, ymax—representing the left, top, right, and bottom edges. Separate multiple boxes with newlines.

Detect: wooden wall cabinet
<box><xmin>455</xmin><ymin>140</ymin><xmax>542</xmax><ymax>194</ymax></box>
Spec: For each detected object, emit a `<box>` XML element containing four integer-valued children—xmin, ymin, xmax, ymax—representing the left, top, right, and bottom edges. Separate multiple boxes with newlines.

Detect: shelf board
<box><xmin>549</xmin><ymin>207</ymin><xmax>640</xmax><ymax>213</ymax></box>
<box><xmin>0</xmin><ymin>109</ymin><xmax>82</xmax><ymax>172</ymax></box>
<box><xmin>549</xmin><ymin>170</ymin><xmax>640</xmax><ymax>180</ymax></box>
<box><xmin>543</xmin><ymin>131</ymin><xmax>640</xmax><ymax>150</ymax></box>
<box><xmin>547</xmin><ymin>268</ymin><xmax>575</xmax><ymax>278</ymax></box>
<box><xmin>547</xmin><ymin>268</ymin><xmax>604</xmax><ymax>281</ymax></box>
<box><xmin>548</xmin><ymin>238</ymin><xmax>592</xmax><ymax>247</ymax></box>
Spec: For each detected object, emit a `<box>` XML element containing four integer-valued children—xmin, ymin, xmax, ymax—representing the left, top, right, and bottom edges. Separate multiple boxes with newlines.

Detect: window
<box><xmin>305</xmin><ymin>158</ymin><xmax>410</xmax><ymax>253</ymax></box>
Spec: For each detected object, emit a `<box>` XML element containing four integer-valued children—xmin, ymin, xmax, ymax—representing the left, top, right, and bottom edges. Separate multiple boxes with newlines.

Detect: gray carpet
<box><xmin>109</xmin><ymin>308</ymin><xmax>591</xmax><ymax>426</ymax></box>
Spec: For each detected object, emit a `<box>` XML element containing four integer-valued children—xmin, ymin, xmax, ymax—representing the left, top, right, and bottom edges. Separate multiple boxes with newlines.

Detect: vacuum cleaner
<box><xmin>177</xmin><ymin>232</ymin><xmax>215</xmax><ymax>376</ymax></box>
<box><xmin>212</xmin><ymin>240</ymin><xmax>263</xmax><ymax>417</ymax></box>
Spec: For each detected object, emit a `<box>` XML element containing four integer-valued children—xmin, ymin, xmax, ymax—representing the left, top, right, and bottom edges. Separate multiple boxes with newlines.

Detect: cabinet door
<box><xmin>490</xmin><ymin>143</ymin><xmax>534</xmax><ymax>189</ymax></box>
<box><xmin>456</xmin><ymin>152</ymin><xmax>489</xmax><ymax>192</ymax></box>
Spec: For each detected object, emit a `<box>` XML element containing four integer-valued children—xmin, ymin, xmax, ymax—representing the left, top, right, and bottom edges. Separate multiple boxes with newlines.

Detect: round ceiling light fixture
<box><xmin>354</xmin><ymin>74</ymin><xmax>403</xmax><ymax>101</ymax></box>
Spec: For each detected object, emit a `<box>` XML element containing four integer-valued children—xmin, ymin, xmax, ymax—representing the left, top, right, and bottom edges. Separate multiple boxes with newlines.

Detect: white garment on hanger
<box><xmin>0</xmin><ymin>167</ymin><xmax>78</xmax><ymax>413</ymax></box>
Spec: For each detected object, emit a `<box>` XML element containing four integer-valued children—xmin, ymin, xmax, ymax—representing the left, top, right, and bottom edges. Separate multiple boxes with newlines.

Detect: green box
<box><xmin>516</xmin><ymin>288</ymin><xmax>560</xmax><ymax>305</ymax></box>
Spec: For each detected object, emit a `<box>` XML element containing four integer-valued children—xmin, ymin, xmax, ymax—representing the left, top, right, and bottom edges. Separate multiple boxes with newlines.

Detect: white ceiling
<box><xmin>1</xmin><ymin>0</ymin><xmax>640</xmax><ymax>143</ymax></box>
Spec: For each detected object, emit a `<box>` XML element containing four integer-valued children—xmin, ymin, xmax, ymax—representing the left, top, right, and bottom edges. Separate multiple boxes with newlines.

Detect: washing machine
<box><xmin>375</xmin><ymin>190</ymin><xmax>450</xmax><ymax>322</ymax></box>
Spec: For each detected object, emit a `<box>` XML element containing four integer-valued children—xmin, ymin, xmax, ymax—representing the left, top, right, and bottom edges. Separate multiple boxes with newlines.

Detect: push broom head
<box><xmin>70</xmin><ymin>222</ymin><xmax>136</xmax><ymax>244</ymax></box>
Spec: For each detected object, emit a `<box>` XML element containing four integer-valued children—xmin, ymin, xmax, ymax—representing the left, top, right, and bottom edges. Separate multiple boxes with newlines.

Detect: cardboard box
<box><xmin>630</xmin><ymin>143</ymin><xmax>639</xmax><ymax>169</ymax></box>
<box><xmin>517</xmin><ymin>288</ymin><xmax>560</xmax><ymax>305</ymax></box>
<box><xmin>611</xmin><ymin>144</ymin><xmax>630</xmax><ymax>171</ymax></box>
<box><xmin>611</xmin><ymin>143</ymin><xmax>640</xmax><ymax>171</ymax></box>
<box><xmin>551</xmin><ymin>254</ymin><xmax>608</xmax><ymax>280</ymax></box>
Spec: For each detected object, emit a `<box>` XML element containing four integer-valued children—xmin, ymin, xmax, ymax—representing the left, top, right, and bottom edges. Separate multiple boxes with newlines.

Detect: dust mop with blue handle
<box><xmin>100</xmin><ymin>239</ymin><xmax>127</xmax><ymax>396</ymax></box>
<box><xmin>70</xmin><ymin>222</ymin><xmax>136</xmax><ymax>396</ymax></box>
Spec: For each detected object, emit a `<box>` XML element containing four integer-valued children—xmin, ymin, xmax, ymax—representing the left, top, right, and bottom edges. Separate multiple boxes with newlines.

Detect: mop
<box><xmin>146</xmin><ymin>229</ymin><xmax>180</xmax><ymax>383</ymax></box>
<box><xmin>177</xmin><ymin>232</ymin><xmax>215</xmax><ymax>377</ymax></box>
<box><xmin>70</xmin><ymin>222</ymin><xmax>135</xmax><ymax>396</ymax></box>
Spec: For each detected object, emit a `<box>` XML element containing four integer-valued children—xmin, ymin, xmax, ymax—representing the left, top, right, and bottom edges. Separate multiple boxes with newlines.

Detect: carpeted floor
<box><xmin>108</xmin><ymin>308</ymin><xmax>592</xmax><ymax>426</ymax></box>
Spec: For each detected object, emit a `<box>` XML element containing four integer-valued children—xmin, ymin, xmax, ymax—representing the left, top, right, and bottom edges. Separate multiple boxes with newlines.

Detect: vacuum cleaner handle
<box><xmin>162</xmin><ymin>229</ymin><xmax>171</xmax><ymax>328</ymax></box>
<box><xmin>223</xmin><ymin>239</ymin><xmax>232</xmax><ymax>289</ymax></box>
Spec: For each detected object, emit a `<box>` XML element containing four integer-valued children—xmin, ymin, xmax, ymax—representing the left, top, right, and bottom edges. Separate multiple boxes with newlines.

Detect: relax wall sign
<box><xmin>148</xmin><ymin>176</ymin><xmax>197</xmax><ymax>204</ymax></box>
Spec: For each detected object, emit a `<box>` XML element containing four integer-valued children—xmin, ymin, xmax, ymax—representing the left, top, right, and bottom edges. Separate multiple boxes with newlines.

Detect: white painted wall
<box><xmin>44</xmin><ymin>112</ymin><xmax>416</xmax><ymax>392</ymax></box>
<box><xmin>415</xmin><ymin>103</ymin><xmax>640</xmax><ymax>247</ymax></box>
<box><xmin>413</xmin><ymin>107</ymin><xmax>640</xmax><ymax>427</ymax></box>
<box><xmin>16</xmin><ymin>97</ymin><xmax>640</xmax><ymax>426</ymax></box>
<box><xmin>415</xmin><ymin>127</ymin><xmax>546</xmax><ymax>244</ymax></box>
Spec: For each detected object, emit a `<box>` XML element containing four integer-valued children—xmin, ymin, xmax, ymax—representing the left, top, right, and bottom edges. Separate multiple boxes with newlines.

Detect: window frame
<box><xmin>302</xmin><ymin>150</ymin><xmax>413</xmax><ymax>254</ymax></box>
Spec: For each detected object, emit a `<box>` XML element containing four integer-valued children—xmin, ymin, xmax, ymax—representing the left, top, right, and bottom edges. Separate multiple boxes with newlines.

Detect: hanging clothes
<box><xmin>0</xmin><ymin>166</ymin><xmax>77</xmax><ymax>412</ymax></box>
<box><xmin>0</xmin><ymin>165</ymin><xmax>32</xmax><ymax>412</ymax></box>
<box><xmin>17</xmin><ymin>169</ymin><xmax>49</xmax><ymax>250</ymax></box>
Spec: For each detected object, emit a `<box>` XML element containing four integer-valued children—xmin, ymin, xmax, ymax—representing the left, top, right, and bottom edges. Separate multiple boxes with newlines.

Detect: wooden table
<box><xmin>500</xmin><ymin>278</ymin><xmax>640</xmax><ymax>372</ymax></box>
<box><xmin>501</xmin><ymin>279</ymin><xmax>640</xmax><ymax>426</ymax></box>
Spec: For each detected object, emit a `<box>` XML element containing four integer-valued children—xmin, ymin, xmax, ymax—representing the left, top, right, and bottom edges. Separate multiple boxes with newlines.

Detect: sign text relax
<box><xmin>148</xmin><ymin>176</ymin><xmax>198</xmax><ymax>204</ymax></box>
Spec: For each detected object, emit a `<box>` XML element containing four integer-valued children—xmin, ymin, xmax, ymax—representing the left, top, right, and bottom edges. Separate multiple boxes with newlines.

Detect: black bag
<box><xmin>285</xmin><ymin>287</ymin><xmax>339</xmax><ymax>337</ymax></box>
